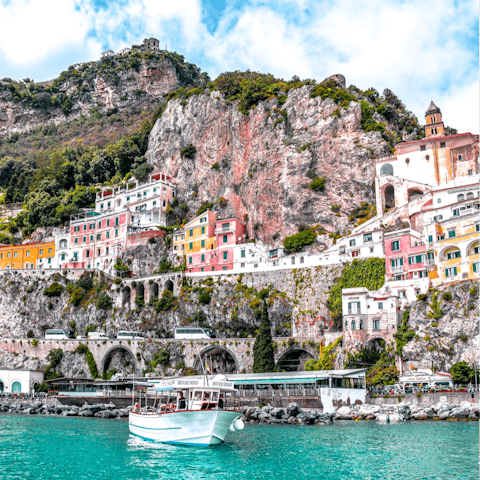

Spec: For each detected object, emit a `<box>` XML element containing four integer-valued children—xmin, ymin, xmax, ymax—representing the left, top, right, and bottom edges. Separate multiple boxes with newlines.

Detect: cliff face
<box><xmin>0</xmin><ymin>52</ymin><xmax>204</xmax><ymax>136</ymax></box>
<box><xmin>147</xmin><ymin>86</ymin><xmax>389</xmax><ymax>246</ymax></box>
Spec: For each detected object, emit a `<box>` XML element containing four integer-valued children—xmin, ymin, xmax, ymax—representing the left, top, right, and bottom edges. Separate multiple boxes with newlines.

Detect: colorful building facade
<box><xmin>0</xmin><ymin>241</ymin><xmax>55</xmax><ymax>270</ymax></box>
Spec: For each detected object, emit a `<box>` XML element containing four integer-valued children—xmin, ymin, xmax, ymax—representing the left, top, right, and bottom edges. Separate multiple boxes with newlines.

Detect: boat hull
<box><xmin>129</xmin><ymin>409</ymin><xmax>241</xmax><ymax>446</ymax></box>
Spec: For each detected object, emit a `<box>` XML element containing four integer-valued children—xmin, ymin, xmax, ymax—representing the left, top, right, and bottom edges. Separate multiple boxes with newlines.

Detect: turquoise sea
<box><xmin>0</xmin><ymin>415</ymin><xmax>477</xmax><ymax>480</ymax></box>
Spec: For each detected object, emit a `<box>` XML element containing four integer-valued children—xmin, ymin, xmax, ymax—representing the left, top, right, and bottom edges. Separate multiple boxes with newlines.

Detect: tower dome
<box><xmin>425</xmin><ymin>101</ymin><xmax>441</xmax><ymax>115</ymax></box>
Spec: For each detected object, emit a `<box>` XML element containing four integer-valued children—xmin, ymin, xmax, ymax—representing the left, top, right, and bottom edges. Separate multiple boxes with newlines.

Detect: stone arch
<box><xmin>408</xmin><ymin>188</ymin><xmax>424</xmax><ymax>202</ymax></box>
<box><xmin>466</xmin><ymin>239</ymin><xmax>479</xmax><ymax>256</ymax></box>
<box><xmin>164</xmin><ymin>279</ymin><xmax>174</xmax><ymax>292</ymax></box>
<box><xmin>59</xmin><ymin>239</ymin><xmax>68</xmax><ymax>248</ymax></box>
<box><xmin>439</xmin><ymin>244</ymin><xmax>461</xmax><ymax>262</ymax></box>
<box><xmin>11</xmin><ymin>380</ymin><xmax>22</xmax><ymax>393</ymax></box>
<box><xmin>121</xmin><ymin>286</ymin><xmax>131</xmax><ymax>308</ymax></box>
<box><xmin>366</xmin><ymin>337</ymin><xmax>386</xmax><ymax>353</ymax></box>
<box><xmin>380</xmin><ymin>163</ymin><xmax>394</xmax><ymax>176</ymax></box>
<box><xmin>0</xmin><ymin>378</ymin><xmax>4</xmax><ymax>392</ymax></box>
<box><xmin>275</xmin><ymin>346</ymin><xmax>315</xmax><ymax>372</ymax></box>
<box><xmin>383</xmin><ymin>185</ymin><xmax>395</xmax><ymax>211</ymax></box>
<box><xmin>101</xmin><ymin>345</ymin><xmax>137</xmax><ymax>376</ymax></box>
<box><xmin>149</xmin><ymin>282</ymin><xmax>159</xmax><ymax>303</ymax></box>
<box><xmin>193</xmin><ymin>345</ymin><xmax>239</xmax><ymax>374</ymax></box>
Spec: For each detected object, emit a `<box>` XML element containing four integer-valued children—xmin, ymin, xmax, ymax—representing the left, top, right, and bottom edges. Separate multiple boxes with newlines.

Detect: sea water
<box><xmin>0</xmin><ymin>415</ymin><xmax>477</xmax><ymax>480</ymax></box>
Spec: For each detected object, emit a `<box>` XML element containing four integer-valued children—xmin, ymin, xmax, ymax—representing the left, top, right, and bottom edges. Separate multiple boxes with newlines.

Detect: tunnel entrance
<box><xmin>276</xmin><ymin>349</ymin><xmax>314</xmax><ymax>372</ymax></box>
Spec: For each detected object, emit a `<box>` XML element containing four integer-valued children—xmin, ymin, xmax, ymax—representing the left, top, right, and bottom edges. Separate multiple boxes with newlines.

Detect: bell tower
<box><xmin>425</xmin><ymin>101</ymin><xmax>444</xmax><ymax>137</ymax></box>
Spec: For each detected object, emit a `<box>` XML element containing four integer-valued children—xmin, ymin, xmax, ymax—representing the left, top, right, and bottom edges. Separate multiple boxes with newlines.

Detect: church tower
<box><xmin>424</xmin><ymin>101</ymin><xmax>444</xmax><ymax>137</ymax></box>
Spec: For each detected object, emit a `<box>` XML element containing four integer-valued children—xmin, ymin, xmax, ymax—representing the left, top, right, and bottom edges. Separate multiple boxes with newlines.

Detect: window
<box><xmin>7</xmin><ymin>252</ymin><xmax>10</xmax><ymax>258</ymax></box>
<box><xmin>106</xmin><ymin>231</ymin><xmax>110</xmax><ymax>239</ymax></box>
<box><xmin>143</xmin><ymin>191</ymin><xmax>147</xmax><ymax>197</ymax></box>
<box><xmin>445</xmin><ymin>266</ymin><xmax>457</xmax><ymax>277</ymax></box>
<box><xmin>153</xmin><ymin>201</ymin><xmax>156</xmax><ymax>207</ymax></box>
<box><xmin>74</xmin><ymin>238</ymin><xmax>78</xmax><ymax>244</ymax></box>
<box><xmin>351</xmin><ymin>250</ymin><xmax>359</xmax><ymax>257</ymax></box>
<box><xmin>409</xmin><ymin>254</ymin><xmax>426</xmax><ymax>264</ymax></box>
<box><xmin>363</xmin><ymin>233</ymin><xmax>372</xmax><ymax>243</ymax></box>
<box><xmin>223</xmin><ymin>252</ymin><xmax>228</xmax><ymax>260</ymax></box>
<box><xmin>241</xmin><ymin>249</ymin><xmax>246</xmax><ymax>258</ymax></box>
<box><xmin>40</xmin><ymin>249</ymin><xmax>43</xmax><ymax>255</ymax></box>
<box><xmin>223</xmin><ymin>266</ymin><xmax>228</xmax><ymax>271</ymax></box>
<box><xmin>380</xmin><ymin>164</ymin><xmax>393</xmax><ymax>176</ymax></box>
<box><xmin>369</xmin><ymin>247</ymin><xmax>374</xmax><ymax>253</ymax></box>
<box><xmin>378</xmin><ymin>302</ymin><xmax>383</xmax><ymax>309</ymax></box>
<box><xmin>468</xmin><ymin>170</ymin><xmax>473</xmax><ymax>176</ymax></box>
<box><xmin>162</xmin><ymin>200</ymin><xmax>166</xmax><ymax>207</ymax></box>
<box><xmin>437</xmin><ymin>198</ymin><xmax>441</xmax><ymax>203</ymax></box>
<box><xmin>457</xmin><ymin>194</ymin><xmax>465</xmax><ymax>202</ymax></box>
<box><xmin>440</xmin><ymin>142</ymin><xmax>445</xmax><ymax>148</ymax></box>
<box><xmin>446</xmin><ymin>250</ymin><xmax>460</xmax><ymax>260</ymax></box>
<box><xmin>82</xmin><ymin>236</ymin><xmax>86</xmax><ymax>243</ymax></box>
<box><xmin>448</xmin><ymin>230</ymin><xmax>456</xmax><ymax>238</ymax></box>
<box><xmin>97</xmin><ymin>234</ymin><xmax>101</xmax><ymax>240</ymax></box>
<box><xmin>420</xmin><ymin>145</ymin><xmax>426</xmax><ymax>151</ymax></box>
<box><xmin>107</xmin><ymin>202</ymin><xmax>111</xmax><ymax>208</ymax></box>
<box><xmin>90</xmin><ymin>235</ymin><xmax>93</xmax><ymax>241</ymax></box>
<box><xmin>351</xmin><ymin>320</ymin><xmax>356</xmax><ymax>330</ymax></box>
<box><xmin>189</xmin><ymin>257</ymin><xmax>192</xmax><ymax>264</ymax></box>
<box><xmin>437</xmin><ymin>235</ymin><xmax>445</xmax><ymax>241</ymax></box>
<box><xmin>400</xmin><ymin>291</ymin><xmax>406</xmax><ymax>298</ymax></box>
<box><xmin>100</xmin><ymin>204</ymin><xmax>104</xmax><ymax>209</ymax></box>
<box><xmin>89</xmin><ymin>223</ymin><xmax>95</xmax><ymax>230</ymax></box>
<box><xmin>115</xmin><ymin>217</ymin><xmax>119</xmax><ymax>225</ymax></box>
<box><xmin>13</xmin><ymin>252</ymin><xmax>17</xmax><ymax>258</ymax></box>
<box><xmin>61</xmin><ymin>254</ymin><xmax>66</xmax><ymax>261</ymax></box>
<box><xmin>434</xmin><ymin>215</ymin><xmax>443</xmax><ymax>221</ymax></box>
<box><xmin>115</xmin><ymin>229</ymin><xmax>118</xmax><ymax>237</ymax></box>
<box><xmin>26</xmin><ymin>251</ymin><xmax>30</xmax><ymax>257</ymax></box>
<box><xmin>223</xmin><ymin>235</ymin><xmax>228</xmax><ymax>243</ymax></box>
<box><xmin>300</xmin><ymin>257</ymin><xmax>304</xmax><ymax>264</ymax></box>
<box><xmin>83</xmin><ymin>224</ymin><xmax>87</xmax><ymax>231</ymax></box>
<box><xmin>345</xmin><ymin>321</ymin><xmax>348</xmax><ymax>331</ymax></box>
<box><xmin>291</xmin><ymin>257</ymin><xmax>295</xmax><ymax>264</ymax></box>
<box><xmin>107</xmin><ymin>219</ymin><xmax>110</xmax><ymax>227</ymax></box>
<box><xmin>348</xmin><ymin>302</ymin><xmax>361</xmax><ymax>314</ymax></box>
<box><xmin>349</xmin><ymin>239</ymin><xmax>356</xmax><ymax>247</ymax></box>
<box><xmin>474</xmin><ymin>262</ymin><xmax>479</xmax><ymax>273</ymax></box>
<box><xmin>105</xmin><ymin>247</ymin><xmax>109</xmax><ymax>255</ymax></box>
<box><xmin>391</xmin><ymin>258</ymin><xmax>403</xmax><ymax>267</ymax></box>
<box><xmin>74</xmin><ymin>226</ymin><xmax>79</xmax><ymax>233</ymax></box>
<box><xmin>200</xmin><ymin>267</ymin><xmax>204</xmax><ymax>272</ymax></box>
<box><xmin>201</xmin><ymin>226</ymin><xmax>205</xmax><ymax>234</ymax></box>
<box><xmin>373</xmin><ymin>319</ymin><xmax>380</xmax><ymax>330</ymax></box>
<box><xmin>466</xmin><ymin>192</ymin><xmax>474</xmax><ymax>200</ymax></box>
<box><xmin>428</xmin><ymin>235</ymin><xmax>433</xmax><ymax>243</ymax></box>
<box><xmin>391</xmin><ymin>240</ymin><xmax>400</xmax><ymax>252</ymax></box>
<box><xmin>201</xmin><ymin>254</ymin><xmax>205</xmax><ymax>262</ymax></box>
<box><xmin>117</xmin><ymin>200</ymin><xmax>121</xmax><ymax>206</ymax></box>
<box><xmin>222</xmin><ymin>223</ymin><xmax>230</xmax><ymax>231</ymax></box>
<box><xmin>126</xmin><ymin>196</ymin><xmax>130</xmax><ymax>203</ymax></box>
<box><xmin>48</xmin><ymin>248</ymin><xmax>52</xmax><ymax>254</ymax></box>
<box><xmin>98</xmin><ymin>221</ymin><xmax>102</xmax><ymax>229</ymax></box>
<box><xmin>97</xmin><ymin>249</ymin><xmax>100</xmax><ymax>256</ymax></box>
<box><xmin>476</xmin><ymin>223</ymin><xmax>479</xmax><ymax>232</ymax></box>
<box><xmin>201</xmin><ymin>240</ymin><xmax>205</xmax><ymax>248</ymax></box>
<box><xmin>241</xmin><ymin>263</ymin><xmax>245</xmax><ymax>268</ymax></box>
<box><xmin>474</xmin><ymin>246</ymin><xmax>479</xmax><ymax>254</ymax></box>
<box><xmin>189</xmin><ymin>242</ymin><xmax>193</xmax><ymax>250</ymax></box>
<box><xmin>200</xmin><ymin>217</ymin><xmax>206</xmax><ymax>223</ymax></box>
<box><xmin>86</xmin><ymin>250</ymin><xmax>90</xmax><ymax>258</ymax></box>
<box><xmin>419</xmin><ymin>270</ymin><xmax>428</xmax><ymax>278</ymax></box>
<box><xmin>359</xmin><ymin>320</ymin><xmax>364</xmax><ymax>330</ymax></box>
<box><xmin>189</xmin><ymin>229</ymin><xmax>193</xmax><ymax>237</ymax></box>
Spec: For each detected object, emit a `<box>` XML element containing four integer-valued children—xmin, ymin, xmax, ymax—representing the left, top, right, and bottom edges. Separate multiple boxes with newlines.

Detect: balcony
<box><xmin>215</xmin><ymin>225</ymin><xmax>235</xmax><ymax>235</ymax></box>
<box><xmin>426</xmin><ymin>258</ymin><xmax>435</xmax><ymax>266</ymax></box>
<box><xmin>391</xmin><ymin>265</ymin><xmax>404</xmax><ymax>273</ymax></box>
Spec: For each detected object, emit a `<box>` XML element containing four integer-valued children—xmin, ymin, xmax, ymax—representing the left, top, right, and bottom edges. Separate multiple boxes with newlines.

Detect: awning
<box><xmin>235</xmin><ymin>378</ymin><xmax>319</xmax><ymax>385</ymax></box>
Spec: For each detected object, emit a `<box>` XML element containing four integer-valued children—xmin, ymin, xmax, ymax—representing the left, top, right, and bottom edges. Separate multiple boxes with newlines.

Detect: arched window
<box><xmin>359</xmin><ymin>320</ymin><xmax>364</xmax><ymax>330</ymax></box>
<box><xmin>11</xmin><ymin>381</ymin><xmax>21</xmax><ymax>393</ymax></box>
<box><xmin>300</xmin><ymin>257</ymin><xmax>304</xmax><ymax>264</ymax></box>
<box><xmin>457</xmin><ymin>194</ymin><xmax>465</xmax><ymax>202</ymax></box>
<box><xmin>466</xmin><ymin>192</ymin><xmax>474</xmax><ymax>200</ymax></box>
<box><xmin>59</xmin><ymin>239</ymin><xmax>67</xmax><ymax>248</ymax></box>
<box><xmin>345</xmin><ymin>321</ymin><xmax>348</xmax><ymax>331</ymax></box>
<box><xmin>380</xmin><ymin>164</ymin><xmax>393</xmax><ymax>176</ymax></box>
<box><xmin>351</xmin><ymin>320</ymin><xmax>356</xmax><ymax>330</ymax></box>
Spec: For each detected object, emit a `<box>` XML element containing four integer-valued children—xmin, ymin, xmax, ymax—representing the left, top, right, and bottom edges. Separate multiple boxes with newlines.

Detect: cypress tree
<box><xmin>252</xmin><ymin>301</ymin><xmax>275</xmax><ymax>373</ymax></box>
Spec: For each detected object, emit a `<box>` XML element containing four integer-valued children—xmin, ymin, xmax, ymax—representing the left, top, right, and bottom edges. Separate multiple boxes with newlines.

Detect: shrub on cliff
<box><xmin>308</xmin><ymin>176</ymin><xmax>325</xmax><ymax>192</ymax></box>
<box><xmin>43</xmin><ymin>282</ymin><xmax>64</xmax><ymax>297</ymax></box>
<box><xmin>283</xmin><ymin>229</ymin><xmax>316</xmax><ymax>253</ymax></box>
<box><xmin>44</xmin><ymin>348</ymin><xmax>64</xmax><ymax>380</ymax></box>
<box><xmin>305</xmin><ymin>337</ymin><xmax>342</xmax><ymax>371</ymax></box>
<box><xmin>180</xmin><ymin>144</ymin><xmax>196</xmax><ymax>159</ymax></box>
<box><xmin>198</xmin><ymin>290</ymin><xmax>211</xmax><ymax>305</ymax></box>
<box><xmin>156</xmin><ymin>290</ymin><xmax>177</xmax><ymax>312</ymax></box>
<box><xmin>393</xmin><ymin>310</ymin><xmax>415</xmax><ymax>357</ymax></box>
<box><xmin>253</xmin><ymin>302</ymin><xmax>275</xmax><ymax>373</ymax></box>
<box><xmin>96</xmin><ymin>293</ymin><xmax>113</xmax><ymax>310</ymax></box>
<box><xmin>327</xmin><ymin>258</ymin><xmax>386</xmax><ymax>329</ymax></box>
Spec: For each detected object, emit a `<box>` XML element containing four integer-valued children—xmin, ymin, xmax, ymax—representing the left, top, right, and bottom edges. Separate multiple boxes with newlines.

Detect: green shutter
<box><xmin>453</xmin><ymin>267</ymin><xmax>457</xmax><ymax>275</ymax></box>
<box><xmin>399</xmin><ymin>258</ymin><xmax>403</xmax><ymax>266</ymax></box>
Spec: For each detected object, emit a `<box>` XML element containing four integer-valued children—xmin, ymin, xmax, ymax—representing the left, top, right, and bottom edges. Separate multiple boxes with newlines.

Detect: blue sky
<box><xmin>0</xmin><ymin>0</ymin><xmax>478</xmax><ymax>132</ymax></box>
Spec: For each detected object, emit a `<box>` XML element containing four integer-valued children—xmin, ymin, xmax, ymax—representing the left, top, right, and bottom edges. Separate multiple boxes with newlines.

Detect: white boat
<box><xmin>128</xmin><ymin>374</ymin><xmax>244</xmax><ymax>446</ymax></box>
<box><xmin>377</xmin><ymin>404</ymin><xmax>404</xmax><ymax>423</ymax></box>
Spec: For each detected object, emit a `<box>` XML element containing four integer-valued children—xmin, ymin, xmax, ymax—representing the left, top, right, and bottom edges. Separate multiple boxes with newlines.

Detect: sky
<box><xmin>0</xmin><ymin>0</ymin><xmax>478</xmax><ymax>133</ymax></box>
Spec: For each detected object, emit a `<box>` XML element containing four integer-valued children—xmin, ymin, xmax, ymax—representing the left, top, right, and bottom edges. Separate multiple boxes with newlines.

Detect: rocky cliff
<box><xmin>146</xmin><ymin>84</ymin><xmax>388</xmax><ymax>247</ymax></box>
<box><xmin>0</xmin><ymin>50</ymin><xmax>205</xmax><ymax>136</ymax></box>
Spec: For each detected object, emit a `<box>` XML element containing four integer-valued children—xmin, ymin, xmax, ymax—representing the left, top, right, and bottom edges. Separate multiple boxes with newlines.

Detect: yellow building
<box><xmin>0</xmin><ymin>241</ymin><xmax>56</xmax><ymax>270</ymax></box>
<box><xmin>432</xmin><ymin>215</ymin><xmax>479</xmax><ymax>285</ymax></box>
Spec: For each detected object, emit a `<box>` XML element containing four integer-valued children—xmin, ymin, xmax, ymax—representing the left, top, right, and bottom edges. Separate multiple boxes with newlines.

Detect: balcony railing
<box><xmin>426</xmin><ymin>258</ymin><xmax>435</xmax><ymax>265</ymax></box>
<box><xmin>391</xmin><ymin>265</ymin><xmax>404</xmax><ymax>273</ymax></box>
<box><xmin>215</xmin><ymin>226</ymin><xmax>235</xmax><ymax>235</ymax></box>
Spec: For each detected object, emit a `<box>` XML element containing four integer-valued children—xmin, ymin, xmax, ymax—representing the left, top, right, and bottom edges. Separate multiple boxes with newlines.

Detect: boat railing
<box><xmin>235</xmin><ymin>388</ymin><xmax>320</xmax><ymax>398</ymax></box>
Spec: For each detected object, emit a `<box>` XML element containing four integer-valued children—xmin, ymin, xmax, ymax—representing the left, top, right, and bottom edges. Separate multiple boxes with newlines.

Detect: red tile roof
<box><xmin>396</xmin><ymin>132</ymin><xmax>477</xmax><ymax>147</ymax></box>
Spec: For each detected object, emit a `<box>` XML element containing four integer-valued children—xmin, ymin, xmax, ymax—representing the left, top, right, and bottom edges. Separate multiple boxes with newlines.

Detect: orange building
<box><xmin>0</xmin><ymin>241</ymin><xmax>55</xmax><ymax>270</ymax></box>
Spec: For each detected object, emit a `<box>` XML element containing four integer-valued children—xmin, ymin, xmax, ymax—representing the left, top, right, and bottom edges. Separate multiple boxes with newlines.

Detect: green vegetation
<box><xmin>327</xmin><ymin>258</ymin><xmax>386</xmax><ymax>328</ymax></box>
<box><xmin>308</xmin><ymin>176</ymin><xmax>325</xmax><ymax>192</ymax></box>
<box><xmin>196</xmin><ymin>202</ymin><xmax>214</xmax><ymax>216</ymax></box>
<box><xmin>156</xmin><ymin>290</ymin><xmax>177</xmax><ymax>312</ymax></box>
<box><xmin>252</xmin><ymin>302</ymin><xmax>275</xmax><ymax>373</ymax></box>
<box><xmin>198</xmin><ymin>290</ymin><xmax>211</xmax><ymax>305</ymax></box>
<box><xmin>427</xmin><ymin>292</ymin><xmax>443</xmax><ymax>321</ymax></box>
<box><xmin>450</xmin><ymin>361</ymin><xmax>474</xmax><ymax>384</ymax></box>
<box><xmin>74</xmin><ymin>344</ymin><xmax>99</xmax><ymax>378</ymax></box>
<box><xmin>348</xmin><ymin>202</ymin><xmax>376</xmax><ymax>227</ymax></box>
<box><xmin>145</xmin><ymin>349</ymin><xmax>170</xmax><ymax>374</ymax></box>
<box><xmin>283</xmin><ymin>229</ymin><xmax>316</xmax><ymax>253</ymax></box>
<box><xmin>44</xmin><ymin>348</ymin><xmax>64</xmax><ymax>380</ymax></box>
<box><xmin>305</xmin><ymin>337</ymin><xmax>343</xmax><ymax>371</ymax></box>
<box><xmin>43</xmin><ymin>282</ymin><xmax>64</xmax><ymax>297</ymax></box>
<box><xmin>180</xmin><ymin>144</ymin><xmax>196</xmax><ymax>159</ymax></box>
<box><xmin>442</xmin><ymin>291</ymin><xmax>452</xmax><ymax>302</ymax></box>
<box><xmin>96</xmin><ymin>293</ymin><xmax>113</xmax><ymax>310</ymax></box>
<box><xmin>393</xmin><ymin>310</ymin><xmax>415</xmax><ymax>357</ymax></box>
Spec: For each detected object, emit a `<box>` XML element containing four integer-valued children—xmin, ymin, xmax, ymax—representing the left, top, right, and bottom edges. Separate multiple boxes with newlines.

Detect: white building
<box><xmin>0</xmin><ymin>369</ymin><xmax>44</xmax><ymax>394</ymax></box>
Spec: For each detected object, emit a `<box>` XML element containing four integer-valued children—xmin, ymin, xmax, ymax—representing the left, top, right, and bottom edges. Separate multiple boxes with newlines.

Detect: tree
<box><xmin>252</xmin><ymin>302</ymin><xmax>275</xmax><ymax>373</ymax></box>
<box><xmin>451</xmin><ymin>361</ymin><xmax>473</xmax><ymax>384</ymax></box>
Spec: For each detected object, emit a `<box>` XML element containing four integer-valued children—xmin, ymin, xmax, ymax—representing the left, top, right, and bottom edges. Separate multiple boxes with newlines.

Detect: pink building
<box><xmin>214</xmin><ymin>217</ymin><xmax>246</xmax><ymax>271</ymax></box>
<box><xmin>384</xmin><ymin>229</ymin><xmax>433</xmax><ymax>281</ymax></box>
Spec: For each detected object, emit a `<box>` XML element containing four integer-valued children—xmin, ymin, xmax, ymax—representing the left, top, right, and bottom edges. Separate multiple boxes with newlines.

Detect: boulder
<box><xmin>270</xmin><ymin>408</ymin><xmax>285</xmax><ymax>419</ymax></box>
<box><xmin>22</xmin><ymin>408</ymin><xmax>32</xmax><ymax>415</ymax></box>
<box><xmin>439</xmin><ymin>411</ymin><xmax>450</xmax><ymax>420</ymax></box>
<box><xmin>286</xmin><ymin>403</ymin><xmax>301</xmax><ymax>417</ymax></box>
<box><xmin>79</xmin><ymin>410</ymin><xmax>94</xmax><ymax>417</ymax></box>
<box><xmin>451</xmin><ymin>407</ymin><xmax>469</xmax><ymax>418</ymax></box>
<box><xmin>334</xmin><ymin>406</ymin><xmax>353</xmax><ymax>420</ymax></box>
<box><xmin>468</xmin><ymin>412</ymin><xmax>477</xmax><ymax>420</ymax></box>
<box><xmin>95</xmin><ymin>410</ymin><xmax>115</xmax><ymax>418</ymax></box>
<box><xmin>244</xmin><ymin>407</ymin><xmax>257</xmax><ymax>418</ymax></box>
